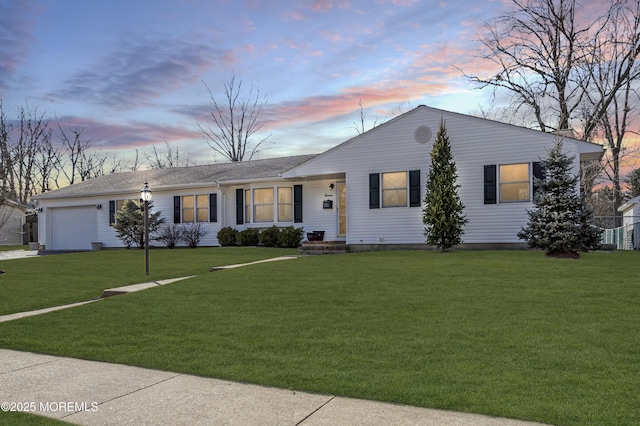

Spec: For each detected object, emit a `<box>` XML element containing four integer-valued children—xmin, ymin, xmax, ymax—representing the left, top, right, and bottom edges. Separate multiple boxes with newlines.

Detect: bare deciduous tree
<box><xmin>0</xmin><ymin>101</ymin><xmax>12</xmax><ymax>206</ymax></box>
<box><xmin>144</xmin><ymin>141</ymin><xmax>196</xmax><ymax>169</ymax></box>
<box><xmin>124</xmin><ymin>149</ymin><xmax>143</xmax><ymax>172</ymax></box>
<box><xmin>56</xmin><ymin>125</ymin><xmax>93</xmax><ymax>185</ymax></box>
<box><xmin>465</xmin><ymin>0</ymin><xmax>592</xmax><ymax>132</ymax></box>
<box><xmin>578</xmin><ymin>0</ymin><xmax>640</xmax><ymax>209</ymax></box>
<box><xmin>33</xmin><ymin>131</ymin><xmax>61</xmax><ymax>194</ymax></box>
<box><xmin>350</xmin><ymin>98</ymin><xmax>381</xmax><ymax>135</ymax></box>
<box><xmin>0</xmin><ymin>101</ymin><xmax>53</xmax><ymax>204</ymax></box>
<box><xmin>465</xmin><ymin>0</ymin><xmax>640</xmax><ymax>211</ymax></box>
<box><xmin>56</xmin><ymin>123</ymin><xmax>122</xmax><ymax>183</ymax></box>
<box><xmin>195</xmin><ymin>73</ymin><xmax>271</xmax><ymax>162</ymax></box>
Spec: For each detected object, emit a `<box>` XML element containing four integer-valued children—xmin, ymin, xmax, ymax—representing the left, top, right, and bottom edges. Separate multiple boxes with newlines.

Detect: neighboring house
<box><xmin>33</xmin><ymin>105</ymin><xmax>603</xmax><ymax>251</ymax></box>
<box><xmin>0</xmin><ymin>199</ymin><xmax>26</xmax><ymax>246</ymax></box>
<box><xmin>616</xmin><ymin>196</ymin><xmax>640</xmax><ymax>250</ymax></box>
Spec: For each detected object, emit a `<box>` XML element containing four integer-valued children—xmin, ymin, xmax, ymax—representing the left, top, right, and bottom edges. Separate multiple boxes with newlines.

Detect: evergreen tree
<box><xmin>518</xmin><ymin>138</ymin><xmax>602</xmax><ymax>258</ymax></box>
<box><xmin>422</xmin><ymin>119</ymin><xmax>467</xmax><ymax>252</ymax></box>
<box><xmin>624</xmin><ymin>167</ymin><xmax>640</xmax><ymax>199</ymax></box>
<box><xmin>113</xmin><ymin>199</ymin><xmax>164</xmax><ymax>248</ymax></box>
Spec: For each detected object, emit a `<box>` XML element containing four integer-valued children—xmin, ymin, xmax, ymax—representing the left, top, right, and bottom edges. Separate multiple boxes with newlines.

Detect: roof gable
<box><xmin>284</xmin><ymin>105</ymin><xmax>603</xmax><ymax>178</ymax></box>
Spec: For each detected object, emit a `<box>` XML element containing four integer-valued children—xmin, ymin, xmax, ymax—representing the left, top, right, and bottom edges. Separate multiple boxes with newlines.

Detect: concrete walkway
<box><xmin>0</xmin><ymin>349</ymin><xmax>548</xmax><ymax>426</ymax></box>
<box><xmin>0</xmin><ymin>249</ymin><xmax>40</xmax><ymax>261</ymax></box>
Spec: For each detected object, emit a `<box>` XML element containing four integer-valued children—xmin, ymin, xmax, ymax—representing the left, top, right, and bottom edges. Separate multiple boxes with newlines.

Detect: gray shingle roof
<box><xmin>35</xmin><ymin>154</ymin><xmax>316</xmax><ymax>200</ymax></box>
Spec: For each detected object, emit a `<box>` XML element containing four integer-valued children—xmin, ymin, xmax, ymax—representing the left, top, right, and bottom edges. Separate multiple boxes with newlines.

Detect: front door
<box><xmin>337</xmin><ymin>182</ymin><xmax>346</xmax><ymax>237</ymax></box>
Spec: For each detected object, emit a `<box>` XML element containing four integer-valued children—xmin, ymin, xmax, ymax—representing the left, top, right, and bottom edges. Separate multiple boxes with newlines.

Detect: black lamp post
<box><xmin>140</xmin><ymin>181</ymin><xmax>152</xmax><ymax>275</ymax></box>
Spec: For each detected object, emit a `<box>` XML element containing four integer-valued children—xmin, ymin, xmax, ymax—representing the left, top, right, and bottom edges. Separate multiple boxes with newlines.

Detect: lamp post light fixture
<box><xmin>140</xmin><ymin>181</ymin><xmax>152</xmax><ymax>275</ymax></box>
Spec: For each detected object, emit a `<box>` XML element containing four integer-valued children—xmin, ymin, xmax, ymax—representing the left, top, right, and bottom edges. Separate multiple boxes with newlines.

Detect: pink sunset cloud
<box><xmin>265</xmin><ymin>79</ymin><xmax>447</xmax><ymax>129</ymax></box>
<box><xmin>311</xmin><ymin>0</ymin><xmax>334</xmax><ymax>11</ymax></box>
<box><xmin>55</xmin><ymin>116</ymin><xmax>202</xmax><ymax>151</ymax></box>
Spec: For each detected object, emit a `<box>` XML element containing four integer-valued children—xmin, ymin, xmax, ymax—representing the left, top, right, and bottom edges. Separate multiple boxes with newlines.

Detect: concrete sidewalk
<box><xmin>0</xmin><ymin>249</ymin><xmax>40</xmax><ymax>261</ymax></box>
<box><xmin>0</xmin><ymin>349</ymin><xmax>548</xmax><ymax>426</ymax></box>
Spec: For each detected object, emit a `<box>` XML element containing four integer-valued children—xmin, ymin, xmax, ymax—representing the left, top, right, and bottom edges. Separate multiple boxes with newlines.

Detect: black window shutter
<box><xmin>209</xmin><ymin>193</ymin><xmax>218</xmax><ymax>222</ymax></box>
<box><xmin>109</xmin><ymin>200</ymin><xmax>116</xmax><ymax>225</ymax></box>
<box><xmin>369</xmin><ymin>173</ymin><xmax>380</xmax><ymax>209</ymax></box>
<box><xmin>484</xmin><ymin>165</ymin><xmax>497</xmax><ymax>204</ymax></box>
<box><xmin>293</xmin><ymin>184</ymin><xmax>303</xmax><ymax>223</ymax></box>
<box><xmin>173</xmin><ymin>196</ymin><xmax>181</xmax><ymax>223</ymax></box>
<box><xmin>409</xmin><ymin>170</ymin><xmax>421</xmax><ymax>207</ymax></box>
<box><xmin>532</xmin><ymin>161</ymin><xmax>545</xmax><ymax>201</ymax></box>
<box><xmin>236</xmin><ymin>188</ymin><xmax>244</xmax><ymax>224</ymax></box>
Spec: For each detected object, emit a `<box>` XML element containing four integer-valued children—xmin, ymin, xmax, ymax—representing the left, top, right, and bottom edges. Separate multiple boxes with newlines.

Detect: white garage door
<box><xmin>50</xmin><ymin>206</ymin><xmax>97</xmax><ymax>250</ymax></box>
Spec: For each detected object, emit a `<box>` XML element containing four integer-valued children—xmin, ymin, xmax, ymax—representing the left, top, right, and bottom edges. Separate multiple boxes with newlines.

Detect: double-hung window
<box><xmin>182</xmin><ymin>195</ymin><xmax>209</xmax><ymax>222</ymax></box>
<box><xmin>245</xmin><ymin>190</ymin><xmax>252</xmax><ymax>223</ymax></box>
<box><xmin>369</xmin><ymin>170</ymin><xmax>421</xmax><ymax>209</ymax></box>
<box><xmin>173</xmin><ymin>194</ymin><xmax>217</xmax><ymax>223</ymax></box>
<box><xmin>484</xmin><ymin>162</ymin><xmax>543</xmax><ymax>204</ymax></box>
<box><xmin>108</xmin><ymin>199</ymin><xmax>129</xmax><ymax>225</ymax></box>
<box><xmin>382</xmin><ymin>172</ymin><xmax>408</xmax><ymax>207</ymax></box>
<box><xmin>277</xmin><ymin>187</ymin><xmax>293</xmax><ymax>222</ymax></box>
<box><xmin>253</xmin><ymin>188</ymin><xmax>274</xmax><ymax>222</ymax></box>
<box><xmin>499</xmin><ymin>163</ymin><xmax>530</xmax><ymax>202</ymax></box>
<box><xmin>237</xmin><ymin>186</ymin><xmax>301</xmax><ymax>224</ymax></box>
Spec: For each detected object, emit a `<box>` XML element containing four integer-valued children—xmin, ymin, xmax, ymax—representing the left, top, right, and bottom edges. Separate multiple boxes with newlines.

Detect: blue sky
<box><xmin>0</xmin><ymin>0</ymin><xmax>611</xmax><ymax>166</ymax></box>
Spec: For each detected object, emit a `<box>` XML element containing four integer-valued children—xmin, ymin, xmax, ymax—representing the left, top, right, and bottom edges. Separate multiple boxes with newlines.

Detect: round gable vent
<box><xmin>414</xmin><ymin>125</ymin><xmax>432</xmax><ymax>144</ymax></box>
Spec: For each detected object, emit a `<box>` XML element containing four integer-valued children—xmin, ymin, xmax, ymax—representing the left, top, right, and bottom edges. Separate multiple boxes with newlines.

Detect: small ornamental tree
<box><xmin>113</xmin><ymin>199</ymin><xmax>164</xmax><ymax>249</ymax></box>
<box><xmin>518</xmin><ymin>138</ymin><xmax>602</xmax><ymax>258</ymax></box>
<box><xmin>422</xmin><ymin>118</ymin><xmax>467</xmax><ymax>251</ymax></box>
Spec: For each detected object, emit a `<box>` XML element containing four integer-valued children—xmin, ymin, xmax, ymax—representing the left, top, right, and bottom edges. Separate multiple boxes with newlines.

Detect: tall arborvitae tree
<box><xmin>518</xmin><ymin>138</ymin><xmax>602</xmax><ymax>258</ymax></box>
<box><xmin>423</xmin><ymin>119</ymin><xmax>467</xmax><ymax>252</ymax></box>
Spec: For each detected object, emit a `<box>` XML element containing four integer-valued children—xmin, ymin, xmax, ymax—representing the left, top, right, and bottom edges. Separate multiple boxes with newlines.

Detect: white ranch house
<box><xmin>33</xmin><ymin>105</ymin><xmax>603</xmax><ymax>251</ymax></box>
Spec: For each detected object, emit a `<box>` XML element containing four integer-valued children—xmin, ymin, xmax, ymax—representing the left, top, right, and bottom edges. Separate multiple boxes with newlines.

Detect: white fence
<box><xmin>595</xmin><ymin>216</ymin><xmax>640</xmax><ymax>250</ymax></box>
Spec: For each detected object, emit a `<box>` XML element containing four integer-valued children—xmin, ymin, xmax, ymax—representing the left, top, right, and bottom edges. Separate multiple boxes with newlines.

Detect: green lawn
<box><xmin>0</xmin><ymin>245</ymin><xmax>27</xmax><ymax>251</ymax></box>
<box><xmin>0</xmin><ymin>247</ymin><xmax>296</xmax><ymax>315</ymax></box>
<box><xmin>0</xmin><ymin>250</ymin><xmax>638</xmax><ymax>425</ymax></box>
<box><xmin>1</xmin><ymin>411</ymin><xmax>69</xmax><ymax>425</ymax></box>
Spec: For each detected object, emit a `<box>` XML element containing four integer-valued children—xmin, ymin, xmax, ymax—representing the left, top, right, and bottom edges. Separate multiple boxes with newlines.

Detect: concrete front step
<box><xmin>298</xmin><ymin>241</ymin><xmax>348</xmax><ymax>255</ymax></box>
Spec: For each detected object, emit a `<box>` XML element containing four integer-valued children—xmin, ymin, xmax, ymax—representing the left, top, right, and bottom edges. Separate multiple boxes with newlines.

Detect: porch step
<box><xmin>298</xmin><ymin>241</ymin><xmax>347</xmax><ymax>255</ymax></box>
